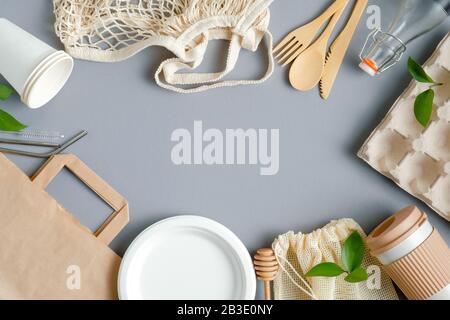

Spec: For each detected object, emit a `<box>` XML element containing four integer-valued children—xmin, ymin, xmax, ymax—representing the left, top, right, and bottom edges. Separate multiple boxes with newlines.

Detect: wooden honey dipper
<box><xmin>253</xmin><ymin>248</ymin><xmax>279</xmax><ymax>300</ymax></box>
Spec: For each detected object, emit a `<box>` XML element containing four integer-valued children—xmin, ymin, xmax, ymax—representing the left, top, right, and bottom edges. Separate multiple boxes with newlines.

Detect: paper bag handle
<box><xmin>31</xmin><ymin>154</ymin><xmax>129</xmax><ymax>246</ymax></box>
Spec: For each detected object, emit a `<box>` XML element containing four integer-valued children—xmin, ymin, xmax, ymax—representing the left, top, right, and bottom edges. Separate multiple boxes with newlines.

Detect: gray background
<box><xmin>1</xmin><ymin>0</ymin><xmax>449</xmax><ymax>300</ymax></box>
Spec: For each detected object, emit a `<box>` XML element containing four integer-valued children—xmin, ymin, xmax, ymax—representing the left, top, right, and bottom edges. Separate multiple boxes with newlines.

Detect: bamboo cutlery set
<box><xmin>274</xmin><ymin>0</ymin><xmax>368</xmax><ymax>99</ymax></box>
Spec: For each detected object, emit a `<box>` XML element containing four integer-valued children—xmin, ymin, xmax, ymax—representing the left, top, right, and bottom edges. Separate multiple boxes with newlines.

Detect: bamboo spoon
<box><xmin>289</xmin><ymin>2</ymin><xmax>347</xmax><ymax>91</ymax></box>
<box><xmin>253</xmin><ymin>248</ymin><xmax>279</xmax><ymax>300</ymax></box>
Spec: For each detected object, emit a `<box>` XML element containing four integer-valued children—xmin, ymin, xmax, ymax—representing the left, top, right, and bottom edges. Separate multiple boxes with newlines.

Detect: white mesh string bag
<box><xmin>272</xmin><ymin>218</ymin><xmax>399</xmax><ymax>300</ymax></box>
<box><xmin>53</xmin><ymin>0</ymin><xmax>274</xmax><ymax>92</ymax></box>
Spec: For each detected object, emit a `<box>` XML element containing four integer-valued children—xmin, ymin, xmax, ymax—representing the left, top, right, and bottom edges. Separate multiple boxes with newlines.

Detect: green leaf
<box><xmin>344</xmin><ymin>266</ymin><xmax>369</xmax><ymax>283</ymax></box>
<box><xmin>305</xmin><ymin>262</ymin><xmax>345</xmax><ymax>277</ymax></box>
<box><xmin>341</xmin><ymin>231</ymin><xmax>365</xmax><ymax>273</ymax></box>
<box><xmin>407</xmin><ymin>57</ymin><xmax>436</xmax><ymax>84</ymax></box>
<box><xmin>414</xmin><ymin>89</ymin><xmax>434</xmax><ymax>127</ymax></box>
<box><xmin>0</xmin><ymin>84</ymin><xmax>14</xmax><ymax>101</ymax></box>
<box><xmin>0</xmin><ymin>109</ymin><xmax>27</xmax><ymax>132</ymax></box>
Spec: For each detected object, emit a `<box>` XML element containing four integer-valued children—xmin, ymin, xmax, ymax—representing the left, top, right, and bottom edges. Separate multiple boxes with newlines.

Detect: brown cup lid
<box><xmin>366</xmin><ymin>206</ymin><xmax>428</xmax><ymax>257</ymax></box>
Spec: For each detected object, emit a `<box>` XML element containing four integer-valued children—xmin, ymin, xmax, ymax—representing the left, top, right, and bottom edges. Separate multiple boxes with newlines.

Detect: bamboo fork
<box><xmin>273</xmin><ymin>0</ymin><xmax>348</xmax><ymax>66</ymax></box>
<box><xmin>253</xmin><ymin>248</ymin><xmax>279</xmax><ymax>300</ymax></box>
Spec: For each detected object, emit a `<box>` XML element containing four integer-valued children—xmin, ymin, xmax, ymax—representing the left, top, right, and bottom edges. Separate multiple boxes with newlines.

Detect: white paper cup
<box><xmin>0</xmin><ymin>18</ymin><xmax>73</xmax><ymax>108</ymax></box>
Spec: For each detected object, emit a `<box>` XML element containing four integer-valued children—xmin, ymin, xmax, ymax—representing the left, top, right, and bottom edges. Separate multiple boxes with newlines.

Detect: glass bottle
<box><xmin>359</xmin><ymin>0</ymin><xmax>449</xmax><ymax>76</ymax></box>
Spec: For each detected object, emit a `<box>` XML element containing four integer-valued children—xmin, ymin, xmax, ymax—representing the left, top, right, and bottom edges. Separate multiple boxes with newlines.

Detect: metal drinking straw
<box><xmin>0</xmin><ymin>130</ymin><xmax>87</xmax><ymax>158</ymax></box>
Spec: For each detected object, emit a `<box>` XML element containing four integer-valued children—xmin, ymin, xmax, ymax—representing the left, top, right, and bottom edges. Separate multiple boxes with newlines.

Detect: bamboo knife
<box><xmin>319</xmin><ymin>0</ymin><xmax>368</xmax><ymax>99</ymax></box>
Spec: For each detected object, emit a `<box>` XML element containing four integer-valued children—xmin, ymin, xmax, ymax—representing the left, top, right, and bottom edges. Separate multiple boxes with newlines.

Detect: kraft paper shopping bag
<box><xmin>0</xmin><ymin>154</ymin><xmax>129</xmax><ymax>299</ymax></box>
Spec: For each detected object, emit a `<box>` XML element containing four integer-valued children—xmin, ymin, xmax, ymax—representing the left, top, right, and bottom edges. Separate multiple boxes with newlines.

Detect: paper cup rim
<box><xmin>21</xmin><ymin>51</ymin><xmax>73</xmax><ymax>109</ymax></box>
<box><xmin>22</xmin><ymin>51</ymin><xmax>65</xmax><ymax>101</ymax></box>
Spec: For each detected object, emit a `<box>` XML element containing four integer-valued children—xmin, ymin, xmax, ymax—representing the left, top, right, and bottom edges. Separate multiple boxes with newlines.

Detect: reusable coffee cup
<box><xmin>366</xmin><ymin>206</ymin><xmax>450</xmax><ymax>300</ymax></box>
<box><xmin>0</xmin><ymin>18</ymin><xmax>73</xmax><ymax>109</ymax></box>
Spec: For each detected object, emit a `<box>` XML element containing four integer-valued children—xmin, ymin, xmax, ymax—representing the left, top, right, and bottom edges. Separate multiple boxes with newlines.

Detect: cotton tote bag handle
<box><xmin>155</xmin><ymin>30</ymin><xmax>274</xmax><ymax>93</ymax></box>
<box><xmin>31</xmin><ymin>154</ymin><xmax>129</xmax><ymax>246</ymax></box>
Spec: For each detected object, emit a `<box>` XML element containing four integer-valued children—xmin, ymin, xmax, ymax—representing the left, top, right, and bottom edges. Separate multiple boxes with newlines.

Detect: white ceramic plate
<box><xmin>118</xmin><ymin>216</ymin><xmax>256</xmax><ymax>300</ymax></box>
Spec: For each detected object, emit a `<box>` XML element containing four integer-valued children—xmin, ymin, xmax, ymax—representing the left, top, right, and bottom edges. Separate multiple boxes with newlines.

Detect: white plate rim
<box><xmin>118</xmin><ymin>215</ymin><xmax>256</xmax><ymax>300</ymax></box>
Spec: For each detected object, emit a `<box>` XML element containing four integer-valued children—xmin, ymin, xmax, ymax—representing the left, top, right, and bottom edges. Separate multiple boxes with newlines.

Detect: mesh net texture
<box><xmin>53</xmin><ymin>0</ymin><xmax>271</xmax><ymax>61</ymax></box>
<box><xmin>272</xmin><ymin>219</ymin><xmax>399</xmax><ymax>300</ymax></box>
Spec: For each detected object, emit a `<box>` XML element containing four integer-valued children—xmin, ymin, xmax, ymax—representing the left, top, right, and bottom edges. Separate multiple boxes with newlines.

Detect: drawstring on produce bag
<box><xmin>273</xmin><ymin>244</ymin><xmax>318</xmax><ymax>300</ymax></box>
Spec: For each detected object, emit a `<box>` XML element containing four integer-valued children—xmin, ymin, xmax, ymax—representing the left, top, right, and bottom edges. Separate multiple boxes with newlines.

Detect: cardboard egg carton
<box><xmin>358</xmin><ymin>33</ymin><xmax>450</xmax><ymax>221</ymax></box>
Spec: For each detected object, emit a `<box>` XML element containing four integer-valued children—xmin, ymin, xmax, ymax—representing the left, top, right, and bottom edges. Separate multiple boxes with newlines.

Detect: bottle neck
<box><xmin>359</xmin><ymin>0</ymin><xmax>449</xmax><ymax>76</ymax></box>
<box><xmin>359</xmin><ymin>30</ymin><xmax>407</xmax><ymax>76</ymax></box>
<box><xmin>435</xmin><ymin>0</ymin><xmax>450</xmax><ymax>13</ymax></box>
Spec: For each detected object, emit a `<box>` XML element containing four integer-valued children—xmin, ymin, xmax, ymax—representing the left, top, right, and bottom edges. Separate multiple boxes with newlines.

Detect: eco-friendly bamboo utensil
<box><xmin>319</xmin><ymin>0</ymin><xmax>368</xmax><ymax>99</ymax></box>
<box><xmin>253</xmin><ymin>248</ymin><xmax>279</xmax><ymax>300</ymax></box>
<box><xmin>289</xmin><ymin>4</ymin><xmax>347</xmax><ymax>91</ymax></box>
<box><xmin>273</xmin><ymin>0</ymin><xmax>348</xmax><ymax>66</ymax></box>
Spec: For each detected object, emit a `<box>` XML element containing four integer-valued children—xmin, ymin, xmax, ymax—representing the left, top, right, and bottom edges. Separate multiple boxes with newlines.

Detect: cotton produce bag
<box><xmin>0</xmin><ymin>154</ymin><xmax>129</xmax><ymax>299</ymax></box>
<box><xmin>272</xmin><ymin>218</ymin><xmax>398</xmax><ymax>300</ymax></box>
<box><xmin>53</xmin><ymin>0</ymin><xmax>274</xmax><ymax>93</ymax></box>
